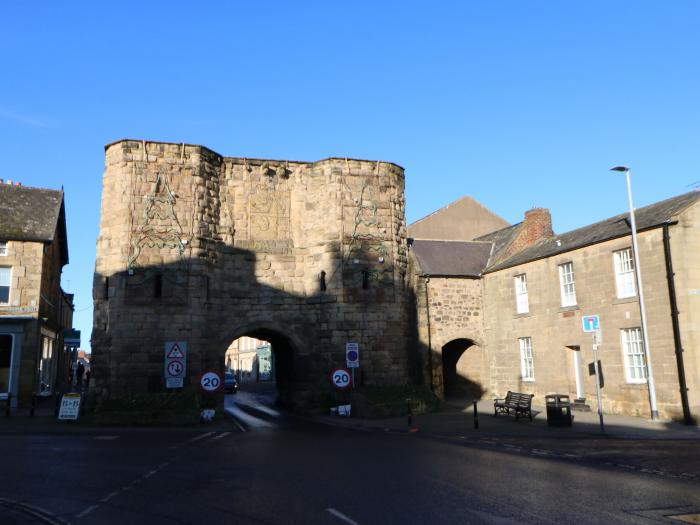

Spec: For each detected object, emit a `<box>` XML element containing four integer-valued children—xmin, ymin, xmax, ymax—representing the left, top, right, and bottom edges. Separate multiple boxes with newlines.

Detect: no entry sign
<box><xmin>331</xmin><ymin>368</ymin><xmax>352</xmax><ymax>390</ymax></box>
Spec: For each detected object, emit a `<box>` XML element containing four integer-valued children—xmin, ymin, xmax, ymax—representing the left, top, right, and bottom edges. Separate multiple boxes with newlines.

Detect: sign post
<box><xmin>57</xmin><ymin>392</ymin><xmax>82</xmax><ymax>421</ymax></box>
<box><xmin>583</xmin><ymin>316</ymin><xmax>605</xmax><ymax>433</ymax></box>
<box><xmin>346</xmin><ymin>342</ymin><xmax>359</xmax><ymax>388</ymax></box>
<box><xmin>164</xmin><ymin>341</ymin><xmax>187</xmax><ymax>389</ymax></box>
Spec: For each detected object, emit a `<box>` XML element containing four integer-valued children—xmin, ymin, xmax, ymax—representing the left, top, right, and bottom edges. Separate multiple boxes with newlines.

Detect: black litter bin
<box><xmin>545</xmin><ymin>394</ymin><xmax>572</xmax><ymax>427</ymax></box>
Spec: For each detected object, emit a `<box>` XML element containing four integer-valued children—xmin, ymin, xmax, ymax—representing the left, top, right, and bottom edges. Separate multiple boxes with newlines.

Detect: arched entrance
<box><xmin>220</xmin><ymin>326</ymin><xmax>298</xmax><ymax>408</ymax></box>
<box><xmin>441</xmin><ymin>338</ymin><xmax>484</xmax><ymax>399</ymax></box>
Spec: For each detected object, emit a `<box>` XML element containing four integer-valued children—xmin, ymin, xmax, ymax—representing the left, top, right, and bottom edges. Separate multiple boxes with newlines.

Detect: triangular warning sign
<box><xmin>167</xmin><ymin>343</ymin><xmax>185</xmax><ymax>359</ymax></box>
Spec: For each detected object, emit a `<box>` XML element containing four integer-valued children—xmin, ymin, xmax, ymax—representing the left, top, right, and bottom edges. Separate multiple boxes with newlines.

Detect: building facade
<box><xmin>410</xmin><ymin>191</ymin><xmax>700</xmax><ymax>422</ymax></box>
<box><xmin>0</xmin><ymin>181</ymin><xmax>73</xmax><ymax>409</ymax></box>
<box><xmin>92</xmin><ymin>140</ymin><xmax>409</xmax><ymax>411</ymax></box>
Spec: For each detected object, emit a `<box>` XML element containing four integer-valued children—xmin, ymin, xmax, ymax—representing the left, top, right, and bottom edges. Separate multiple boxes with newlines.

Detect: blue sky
<box><xmin>1</xmin><ymin>2</ymin><xmax>698</xmax><ymax>351</ymax></box>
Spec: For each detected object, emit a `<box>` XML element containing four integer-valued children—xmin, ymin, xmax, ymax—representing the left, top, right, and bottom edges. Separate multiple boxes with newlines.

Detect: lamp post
<box><xmin>610</xmin><ymin>166</ymin><xmax>659</xmax><ymax>420</ymax></box>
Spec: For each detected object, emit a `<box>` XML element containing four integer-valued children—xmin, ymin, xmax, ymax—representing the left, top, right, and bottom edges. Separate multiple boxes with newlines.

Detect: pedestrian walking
<box><xmin>76</xmin><ymin>362</ymin><xmax>85</xmax><ymax>387</ymax></box>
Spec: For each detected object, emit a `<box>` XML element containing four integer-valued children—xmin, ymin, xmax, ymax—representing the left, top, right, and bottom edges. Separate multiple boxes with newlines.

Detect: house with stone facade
<box><xmin>409</xmin><ymin>191</ymin><xmax>700</xmax><ymax>422</ymax></box>
<box><xmin>0</xmin><ymin>181</ymin><xmax>74</xmax><ymax>409</ymax></box>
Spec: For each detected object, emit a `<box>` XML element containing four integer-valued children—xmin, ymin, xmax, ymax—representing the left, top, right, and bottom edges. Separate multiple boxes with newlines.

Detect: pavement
<box><xmin>319</xmin><ymin>397</ymin><xmax>700</xmax><ymax>440</ymax></box>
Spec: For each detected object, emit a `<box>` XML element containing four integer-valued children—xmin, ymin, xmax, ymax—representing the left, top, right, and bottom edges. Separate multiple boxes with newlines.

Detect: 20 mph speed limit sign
<box><xmin>331</xmin><ymin>368</ymin><xmax>352</xmax><ymax>390</ymax></box>
<box><xmin>199</xmin><ymin>371</ymin><xmax>223</xmax><ymax>393</ymax></box>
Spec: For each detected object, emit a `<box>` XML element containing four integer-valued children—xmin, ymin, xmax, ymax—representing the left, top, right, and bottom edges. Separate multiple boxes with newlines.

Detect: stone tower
<box><xmin>92</xmin><ymin>140</ymin><xmax>409</xmax><ymax>410</ymax></box>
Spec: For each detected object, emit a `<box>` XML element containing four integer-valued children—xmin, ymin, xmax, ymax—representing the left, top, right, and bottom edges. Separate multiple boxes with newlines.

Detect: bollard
<box><xmin>29</xmin><ymin>395</ymin><xmax>36</xmax><ymax>417</ymax></box>
<box><xmin>473</xmin><ymin>400</ymin><xmax>479</xmax><ymax>430</ymax></box>
<box><xmin>406</xmin><ymin>398</ymin><xmax>412</xmax><ymax>427</ymax></box>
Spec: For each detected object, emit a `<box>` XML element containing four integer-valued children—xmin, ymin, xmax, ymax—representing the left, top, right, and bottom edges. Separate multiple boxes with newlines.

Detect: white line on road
<box><xmin>224</xmin><ymin>406</ymin><xmax>274</xmax><ymax>428</ymax></box>
<box><xmin>210</xmin><ymin>431</ymin><xmax>232</xmax><ymax>441</ymax></box>
<box><xmin>99</xmin><ymin>491</ymin><xmax>120</xmax><ymax>503</ymax></box>
<box><xmin>75</xmin><ymin>458</ymin><xmax>173</xmax><ymax>519</ymax></box>
<box><xmin>326</xmin><ymin>508</ymin><xmax>360</xmax><ymax>525</ymax></box>
<box><xmin>75</xmin><ymin>504</ymin><xmax>99</xmax><ymax>518</ymax></box>
<box><xmin>169</xmin><ymin>431</ymin><xmax>216</xmax><ymax>450</ymax></box>
<box><xmin>244</xmin><ymin>402</ymin><xmax>280</xmax><ymax>417</ymax></box>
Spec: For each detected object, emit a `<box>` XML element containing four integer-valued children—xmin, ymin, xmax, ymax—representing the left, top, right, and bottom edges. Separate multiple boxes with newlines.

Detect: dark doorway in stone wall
<box><xmin>441</xmin><ymin>339</ymin><xmax>485</xmax><ymax>400</ymax></box>
<box><xmin>222</xmin><ymin>327</ymin><xmax>296</xmax><ymax>416</ymax></box>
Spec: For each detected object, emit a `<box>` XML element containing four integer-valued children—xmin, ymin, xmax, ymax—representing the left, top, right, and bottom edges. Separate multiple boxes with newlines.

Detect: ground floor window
<box><xmin>0</xmin><ymin>334</ymin><xmax>12</xmax><ymax>393</ymax></box>
<box><xmin>621</xmin><ymin>327</ymin><xmax>646</xmax><ymax>383</ymax></box>
<box><xmin>519</xmin><ymin>337</ymin><xmax>534</xmax><ymax>381</ymax></box>
<box><xmin>39</xmin><ymin>335</ymin><xmax>54</xmax><ymax>394</ymax></box>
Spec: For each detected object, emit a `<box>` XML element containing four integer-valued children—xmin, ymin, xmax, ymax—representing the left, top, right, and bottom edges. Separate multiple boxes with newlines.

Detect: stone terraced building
<box><xmin>0</xmin><ymin>181</ymin><xmax>74</xmax><ymax>409</ymax></box>
<box><xmin>408</xmin><ymin>192</ymin><xmax>700</xmax><ymax>422</ymax></box>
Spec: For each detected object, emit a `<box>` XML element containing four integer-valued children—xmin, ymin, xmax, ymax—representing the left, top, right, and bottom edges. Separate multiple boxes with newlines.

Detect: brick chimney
<box><xmin>493</xmin><ymin>207</ymin><xmax>554</xmax><ymax>263</ymax></box>
<box><xmin>523</xmin><ymin>207</ymin><xmax>553</xmax><ymax>245</ymax></box>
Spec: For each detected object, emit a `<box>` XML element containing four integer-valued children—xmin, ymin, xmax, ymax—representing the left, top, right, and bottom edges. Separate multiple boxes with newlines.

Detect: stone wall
<box><xmin>92</xmin><ymin>140</ymin><xmax>410</xmax><ymax>411</ymax></box>
<box><xmin>409</xmin><ymin>269</ymin><xmax>485</xmax><ymax>398</ymax></box>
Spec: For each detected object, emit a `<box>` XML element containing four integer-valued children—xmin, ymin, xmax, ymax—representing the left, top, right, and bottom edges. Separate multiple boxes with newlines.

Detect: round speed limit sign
<box><xmin>331</xmin><ymin>368</ymin><xmax>352</xmax><ymax>390</ymax></box>
<box><xmin>199</xmin><ymin>371</ymin><xmax>223</xmax><ymax>393</ymax></box>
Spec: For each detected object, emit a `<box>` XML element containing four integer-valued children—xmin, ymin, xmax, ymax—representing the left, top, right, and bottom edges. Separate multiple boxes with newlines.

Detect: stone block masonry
<box><xmin>92</xmin><ymin>140</ymin><xmax>410</xmax><ymax>411</ymax></box>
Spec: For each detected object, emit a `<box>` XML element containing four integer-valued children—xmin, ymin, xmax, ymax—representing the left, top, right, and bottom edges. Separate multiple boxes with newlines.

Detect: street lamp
<box><xmin>610</xmin><ymin>166</ymin><xmax>659</xmax><ymax>420</ymax></box>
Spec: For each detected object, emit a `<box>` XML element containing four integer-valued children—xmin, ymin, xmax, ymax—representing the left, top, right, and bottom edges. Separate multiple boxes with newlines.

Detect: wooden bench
<box><xmin>494</xmin><ymin>391</ymin><xmax>534</xmax><ymax>421</ymax></box>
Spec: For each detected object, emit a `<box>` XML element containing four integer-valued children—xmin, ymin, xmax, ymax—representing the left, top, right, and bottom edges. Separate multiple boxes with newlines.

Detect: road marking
<box><xmin>0</xmin><ymin>498</ymin><xmax>69</xmax><ymax>525</ymax></box>
<box><xmin>224</xmin><ymin>405</ymin><xmax>274</xmax><ymax>428</ymax></box>
<box><xmin>76</xmin><ymin>504</ymin><xmax>99</xmax><ymax>518</ymax></box>
<box><xmin>231</xmin><ymin>417</ymin><xmax>247</xmax><ymax>432</ymax></box>
<box><xmin>210</xmin><ymin>431</ymin><xmax>232</xmax><ymax>441</ymax></box>
<box><xmin>169</xmin><ymin>431</ymin><xmax>216</xmax><ymax>449</ymax></box>
<box><xmin>326</xmin><ymin>507</ymin><xmax>360</xmax><ymax>525</ymax></box>
<box><xmin>75</xmin><ymin>458</ymin><xmax>173</xmax><ymax>519</ymax></box>
<box><xmin>245</xmin><ymin>402</ymin><xmax>280</xmax><ymax>417</ymax></box>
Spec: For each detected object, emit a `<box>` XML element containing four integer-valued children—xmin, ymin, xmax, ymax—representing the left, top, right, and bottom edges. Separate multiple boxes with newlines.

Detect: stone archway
<box><xmin>219</xmin><ymin>323</ymin><xmax>303</xmax><ymax>408</ymax></box>
<box><xmin>441</xmin><ymin>338</ymin><xmax>485</xmax><ymax>399</ymax></box>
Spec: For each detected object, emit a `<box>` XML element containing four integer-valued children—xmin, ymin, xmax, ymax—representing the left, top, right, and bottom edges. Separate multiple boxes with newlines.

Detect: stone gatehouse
<box><xmin>92</xmin><ymin>140</ymin><xmax>410</xmax><ymax>410</ymax></box>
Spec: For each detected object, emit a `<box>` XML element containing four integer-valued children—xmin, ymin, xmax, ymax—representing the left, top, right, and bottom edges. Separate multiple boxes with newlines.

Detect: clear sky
<box><xmin>1</xmin><ymin>2</ymin><xmax>698</xmax><ymax>351</ymax></box>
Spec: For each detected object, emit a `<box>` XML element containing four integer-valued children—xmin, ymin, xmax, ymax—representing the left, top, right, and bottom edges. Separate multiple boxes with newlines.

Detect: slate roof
<box><xmin>411</xmin><ymin>239</ymin><xmax>493</xmax><ymax>277</ymax></box>
<box><xmin>0</xmin><ymin>183</ymin><xmax>68</xmax><ymax>263</ymax></box>
<box><xmin>474</xmin><ymin>222</ymin><xmax>522</xmax><ymax>257</ymax></box>
<box><xmin>484</xmin><ymin>190</ymin><xmax>700</xmax><ymax>273</ymax></box>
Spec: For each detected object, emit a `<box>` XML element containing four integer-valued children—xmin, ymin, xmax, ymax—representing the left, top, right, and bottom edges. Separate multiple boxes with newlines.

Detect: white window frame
<box><xmin>558</xmin><ymin>262</ymin><xmax>577</xmax><ymax>307</ymax></box>
<box><xmin>613</xmin><ymin>248</ymin><xmax>636</xmax><ymax>299</ymax></box>
<box><xmin>514</xmin><ymin>274</ymin><xmax>529</xmax><ymax>314</ymax></box>
<box><xmin>621</xmin><ymin>327</ymin><xmax>646</xmax><ymax>384</ymax></box>
<box><xmin>0</xmin><ymin>241</ymin><xmax>7</xmax><ymax>256</ymax></box>
<box><xmin>0</xmin><ymin>267</ymin><xmax>11</xmax><ymax>306</ymax></box>
<box><xmin>519</xmin><ymin>337</ymin><xmax>534</xmax><ymax>381</ymax></box>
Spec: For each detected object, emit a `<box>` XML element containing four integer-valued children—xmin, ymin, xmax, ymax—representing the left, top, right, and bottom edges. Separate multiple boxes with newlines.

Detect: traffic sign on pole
<box><xmin>164</xmin><ymin>341</ymin><xmax>187</xmax><ymax>389</ymax></box>
<box><xmin>199</xmin><ymin>371</ymin><xmax>222</xmax><ymax>393</ymax></box>
<box><xmin>582</xmin><ymin>315</ymin><xmax>600</xmax><ymax>333</ymax></box>
<box><xmin>346</xmin><ymin>342</ymin><xmax>359</xmax><ymax>369</ymax></box>
<box><xmin>331</xmin><ymin>368</ymin><xmax>352</xmax><ymax>389</ymax></box>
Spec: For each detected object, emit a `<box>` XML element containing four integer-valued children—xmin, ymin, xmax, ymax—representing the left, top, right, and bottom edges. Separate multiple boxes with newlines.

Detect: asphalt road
<box><xmin>1</xmin><ymin>391</ymin><xmax>699</xmax><ymax>525</ymax></box>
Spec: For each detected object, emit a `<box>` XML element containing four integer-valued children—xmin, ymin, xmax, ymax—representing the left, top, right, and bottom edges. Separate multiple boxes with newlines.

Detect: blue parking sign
<box><xmin>582</xmin><ymin>315</ymin><xmax>600</xmax><ymax>332</ymax></box>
